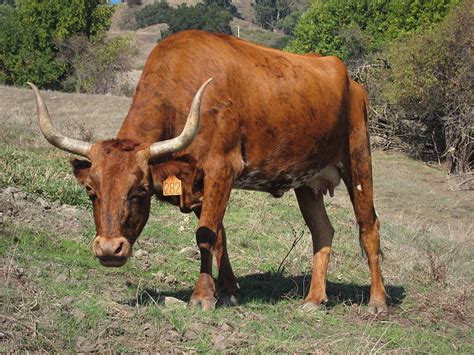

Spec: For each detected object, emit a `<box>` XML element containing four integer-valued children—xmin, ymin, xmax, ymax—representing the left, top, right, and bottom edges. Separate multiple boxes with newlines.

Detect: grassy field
<box><xmin>1</xmin><ymin>86</ymin><xmax>473</xmax><ymax>352</ymax></box>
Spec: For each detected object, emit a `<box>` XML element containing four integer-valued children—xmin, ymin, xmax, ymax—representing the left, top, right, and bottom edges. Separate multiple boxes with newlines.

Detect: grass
<box><xmin>230</xmin><ymin>18</ymin><xmax>288</xmax><ymax>48</ymax></box>
<box><xmin>1</xmin><ymin>87</ymin><xmax>473</xmax><ymax>352</ymax></box>
<box><xmin>0</xmin><ymin>141</ymin><xmax>89</xmax><ymax>207</ymax></box>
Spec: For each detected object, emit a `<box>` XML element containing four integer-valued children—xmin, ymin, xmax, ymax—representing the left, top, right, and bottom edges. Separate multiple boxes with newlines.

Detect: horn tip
<box><xmin>26</xmin><ymin>82</ymin><xmax>37</xmax><ymax>90</ymax></box>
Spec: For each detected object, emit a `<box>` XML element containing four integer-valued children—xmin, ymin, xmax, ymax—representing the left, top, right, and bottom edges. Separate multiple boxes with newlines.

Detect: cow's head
<box><xmin>28</xmin><ymin>79</ymin><xmax>212</xmax><ymax>267</ymax></box>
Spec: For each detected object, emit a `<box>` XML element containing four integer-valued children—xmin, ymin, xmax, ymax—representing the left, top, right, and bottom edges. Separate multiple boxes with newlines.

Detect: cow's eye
<box><xmin>129</xmin><ymin>185</ymin><xmax>148</xmax><ymax>200</ymax></box>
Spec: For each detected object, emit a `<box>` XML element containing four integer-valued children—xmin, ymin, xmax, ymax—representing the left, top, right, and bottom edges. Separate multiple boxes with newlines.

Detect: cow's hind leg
<box><xmin>343</xmin><ymin>82</ymin><xmax>387</xmax><ymax>314</ymax></box>
<box><xmin>295</xmin><ymin>186</ymin><xmax>334</xmax><ymax>309</ymax></box>
<box><xmin>342</xmin><ymin>172</ymin><xmax>387</xmax><ymax>314</ymax></box>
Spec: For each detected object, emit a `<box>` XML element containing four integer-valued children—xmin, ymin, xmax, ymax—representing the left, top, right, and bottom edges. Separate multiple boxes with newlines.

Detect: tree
<box><xmin>204</xmin><ymin>0</ymin><xmax>239</xmax><ymax>18</ymax></box>
<box><xmin>135</xmin><ymin>1</ymin><xmax>233</xmax><ymax>36</ymax></box>
<box><xmin>286</xmin><ymin>0</ymin><xmax>459</xmax><ymax>60</ymax></box>
<box><xmin>254</xmin><ymin>0</ymin><xmax>292</xmax><ymax>31</ymax></box>
<box><xmin>163</xmin><ymin>3</ymin><xmax>232</xmax><ymax>36</ymax></box>
<box><xmin>135</xmin><ymin>0</ymin><xmax>173</xmax><ymax>28</ymax></box>
<box><xmin>60</xmin><ymin>35</ymin><xmax>137</xmax><ymax>94</ymax></box>
<box><xmin>375</xmin><ymin>0</ymin><xmax>473</xmax><ymax>172</ymax></box>
<box><xmin>0</xmin><ymin>0</ymin><xmax>114</xmax><ymax>88</ymax></box>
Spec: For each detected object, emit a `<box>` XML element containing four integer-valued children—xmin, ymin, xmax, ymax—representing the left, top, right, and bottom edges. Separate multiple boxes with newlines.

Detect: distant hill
<box><xmin>109</xmin><ymin>1</ymin><xmax>285</xmax><ymax>89</ymax></box>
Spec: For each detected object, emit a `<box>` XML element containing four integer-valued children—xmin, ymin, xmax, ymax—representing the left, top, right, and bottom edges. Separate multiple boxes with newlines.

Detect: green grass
<box><xmin>0</xmin><ymin>129</ymin><xmax>89</xmax><ymax>207</ymax></box>
<box><xmin>1</xmin><ymin>127</ymin><xmax>473</xmax><ymax>352</ymax></box>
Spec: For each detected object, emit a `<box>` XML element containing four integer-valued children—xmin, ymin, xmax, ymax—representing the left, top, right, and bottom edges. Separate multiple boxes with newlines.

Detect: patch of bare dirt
<box><xmin>0</xmin><ymin>187</ymin><xmax>89</xmax><ymax>238</ymax></box>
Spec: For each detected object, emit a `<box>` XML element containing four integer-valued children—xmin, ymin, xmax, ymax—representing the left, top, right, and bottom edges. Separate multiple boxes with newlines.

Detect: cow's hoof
<box><xmin>300</xmin><ymin>300</ymin><xmax>326</xmax><ymax>311</ymax></box>
<box><xmin>218</xmin><ymin>294</ymin><xmax>238</xmax><ymax>307</ymax></box>
<box><xmin>188</xmin><ymin>297</ymin><xmax>217</xmax><ymax>311</ymax></box>
<box><xmin>367</xmin><ymin>300</ymin><xmax>388</xmax><ymax>315</ymax></box>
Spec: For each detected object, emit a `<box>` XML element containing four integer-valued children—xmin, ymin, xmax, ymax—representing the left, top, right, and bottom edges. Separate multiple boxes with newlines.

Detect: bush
<box><xmin>0</xmin><ymin>1</ymin><xmax>114</xmax><ymax>89</ymax></box>
<box><xmin>135</xmin><ymin>1</ymin><xmax>233</xmax><ymax>36</ymax></box>
<box><xmin>164</xmin><ymin>3</ymin><xmax>232</xmax><ymax>36</ymax></box>
<box><xmin>253</xmin><ymin>0</ymin><xmax>292</xmax><ymax>31</ymax></box>
<box><xmin>287</xmin><ymin>0</ymin><xmax>459</xmax><ymax>60</ymax></box>
<box><xmin>204</xmin><ymin>0</ymin><xmax>239</xmax><ymax>18</ymax></box>
<box><xmin>369</xmin><ymin>1</ymin><xmax>472</xmax><ymax>172</ymax></box>
<box><xmin>275</xmin><ymin>10</ymin><xmax>301</xmax><ymax>36</ymax></box>
<box><xmin>135</xmin><ymin>1</ymin><xmax>173</xmax><ymax>28</ymax></box>
<box><xmin>60</xmin><ymin>35</ymin><xmax>137</xmax><ymax>95</ymax></box>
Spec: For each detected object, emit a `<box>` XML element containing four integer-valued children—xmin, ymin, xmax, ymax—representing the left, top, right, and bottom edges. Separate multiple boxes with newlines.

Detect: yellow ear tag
<box><xmin>163</xmin><ymin>175</ymin><xmax>182</xmax><ymax>196</ymax></box>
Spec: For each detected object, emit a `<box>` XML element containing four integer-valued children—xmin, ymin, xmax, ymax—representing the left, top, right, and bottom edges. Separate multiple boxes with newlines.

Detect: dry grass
<box><xmin>0</xmin><ymin>85</ymin><xmax>130</xmax><ymax>141</ymax></box>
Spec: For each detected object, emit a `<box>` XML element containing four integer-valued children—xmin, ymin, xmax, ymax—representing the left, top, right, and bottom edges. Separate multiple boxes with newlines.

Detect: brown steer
<box><xmin>30</xmin><ymin>30</ymin><xmax>387</xmax><ymax>313</ymax></box>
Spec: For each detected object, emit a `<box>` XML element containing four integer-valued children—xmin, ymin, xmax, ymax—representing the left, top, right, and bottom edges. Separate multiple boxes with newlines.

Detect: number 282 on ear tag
<box><xmin>163</xmin><ymin>175</ymin><xmax>182</xmax><ymax>196</ymax></box>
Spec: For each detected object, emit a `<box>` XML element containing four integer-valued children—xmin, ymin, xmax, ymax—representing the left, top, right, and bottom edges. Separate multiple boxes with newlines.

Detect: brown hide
<box><xmin>118</xmin><ymin>30</ymin><xmax>350</xmax><ymax>197</ymax></box>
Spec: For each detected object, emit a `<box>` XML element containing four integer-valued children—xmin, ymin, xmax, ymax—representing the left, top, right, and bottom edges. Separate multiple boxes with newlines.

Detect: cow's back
<box><xmin>119</xmin><ymin>30</ymin><xmax>351</xmax><ymax>191</ymax></box>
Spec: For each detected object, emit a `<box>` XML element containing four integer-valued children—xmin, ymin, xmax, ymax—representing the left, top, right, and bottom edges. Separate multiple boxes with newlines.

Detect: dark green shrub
<box><xmin>204</xmin><ymin>0</ymin><xmax>239</xmax><ymax>18</ymax></box>
<box><xmin>253</xmin><ymin>0</ymin><xmax>292</xmax><ymax>31</ymax></box>
<box><xmin>165</xmin><ymin>3</ymin><xmax>232</xmax><ymax>35</ymax></box>
<box><xmin>287</xmin><ymin>0</ymin><xmax>459</xmax><ymax>60</ymax></box>
<box><xmin>369</xmin><ymin>1</ymin><xmax>472</xmax><ymax>172</ymax></box>
<box><xmin>0</xmin><ymin>0</ymin><xmax>114</xmax><ymax>88</ymax></box>
<box><xmin>135</xmin><ymin>1</ymin><xmax>173</xmax><ymax>28</ymax></box>
<box><xmin>60</xmin><ymin>35</ymin><xmax>137</xmax><ymax>95</ymax></box>
<box><xmin>135</xmin><ymin>1</ymin><xmax>233</xmax><ymax>35</ymax></box>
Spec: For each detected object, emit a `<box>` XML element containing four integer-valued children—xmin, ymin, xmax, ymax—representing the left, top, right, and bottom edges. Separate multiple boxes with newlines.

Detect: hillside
<box><xmin>109</xmin><ymin>2</ymin><xmax>285</xmax><ymax>71</ymax></box>
<box><xmin>1</xmin><ymin>85</ymin><xmax>472</xmax><ymax>352</ymax></box>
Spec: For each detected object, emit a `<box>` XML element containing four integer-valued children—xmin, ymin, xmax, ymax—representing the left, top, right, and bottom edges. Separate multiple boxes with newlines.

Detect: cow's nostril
<box><xmin>114</xmin><ymin>242</ymin><xmax>123</xmax><ymax>255</ymax></box>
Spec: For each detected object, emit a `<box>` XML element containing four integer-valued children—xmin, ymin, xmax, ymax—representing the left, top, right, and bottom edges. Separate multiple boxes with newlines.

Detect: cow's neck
<box><xmin>116</xmin><ymin>100</ymin><xmax>176</xmax><ymax>145</ymax></box>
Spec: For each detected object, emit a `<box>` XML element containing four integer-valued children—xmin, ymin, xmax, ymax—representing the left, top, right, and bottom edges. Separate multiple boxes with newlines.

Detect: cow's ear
<box><xmin>149</xmin><ymin>161</ymin><xmax>195</xmax><ymax>191</ymax></box>
<box><xmin>71</xmin><ymin>159</ymin><xmax>92</xmax><ymax>185</ymax></box>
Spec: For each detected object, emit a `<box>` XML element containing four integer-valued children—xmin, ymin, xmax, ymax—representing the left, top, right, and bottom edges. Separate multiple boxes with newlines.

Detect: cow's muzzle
<box><xmin>93</xmin><ymin>236</ymin><xmax>130</xmax><ymax>267</ymax></box>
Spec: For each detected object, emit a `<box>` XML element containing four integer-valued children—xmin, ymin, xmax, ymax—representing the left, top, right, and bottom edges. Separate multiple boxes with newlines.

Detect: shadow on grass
<box><xmin>123</xmin><ymin>272</ymin><xmax>405</xmax><ymax>309</ymax></box>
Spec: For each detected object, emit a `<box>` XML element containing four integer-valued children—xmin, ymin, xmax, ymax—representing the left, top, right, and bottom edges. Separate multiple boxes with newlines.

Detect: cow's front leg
<box><xmin>189</xmin><ymin>164</ymin><xmax>234</xmax><ymax>310</ymax></box>
<box><xmin>215</xmin><ymin>223</ymin><xmax>238</xmax><ymax>305</ymax></box>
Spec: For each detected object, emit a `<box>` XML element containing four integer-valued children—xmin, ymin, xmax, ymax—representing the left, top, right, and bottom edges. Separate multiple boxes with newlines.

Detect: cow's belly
<box><xmin>233</xmin><ymin>163</ymin><xmax>342</xmax><ymax>197</ymax></box>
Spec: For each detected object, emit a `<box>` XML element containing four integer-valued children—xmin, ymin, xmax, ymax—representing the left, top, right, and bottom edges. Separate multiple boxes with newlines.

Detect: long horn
<box><xmin>28</xmin><ymin>82</ymin><xmax>92</xmax><ymax>158</ymax></box>
<box><xmin>149</xmin><ymin>78</ymin><xmax>213</xmax><ymax>158</ymax></box>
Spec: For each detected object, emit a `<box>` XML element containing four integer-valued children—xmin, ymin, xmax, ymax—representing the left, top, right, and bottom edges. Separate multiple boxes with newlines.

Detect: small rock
<box><xmin>164</xmin><ymin>275</ymin><xmax>177</xmax><ymax>285</ymax></box>
<box><xmin>152</xmin><ymin>271</ymin><xmax>166</xmax><ymax>282</ymax></box>
<box><xmin>3</xmin><ymin>187</ymin><xmax>18</xmax><ymax>198</ymax></box>
<box><xmin>183</xmin><ymin>329</ymin><xmax>198</xmax><ymax>340</ymax></box>
<box><xmin>179</xmin><ymin>246</ymin><xmax>199</xmax><ymax>260</ymax></box>
<box><xmin>134</xmin><ymin>249</ymin><xmax>148</xmax><ymax>258</ymax></box>
<box><xmin>164</xmin><ymin>296</ymin><xmax>187</xmax><ymax>308</ymax></box>
<box><xmin>165</xmin><ymin>329</ymin><xmax>181</xmax><ymax>341</ymax></box>
<box><xmin>178</xmin><ymin>225</ymin><xmax>185</xmax><ymax>232</ymax></box>
<box><xmin>76</xmin><ymin>336</ymin><xmax>98</xmax><ymax>353</ymax></box>
<box><xmin>212</xmin><ymin>333</ymin><xmax>227</xmax><ymax>351</ymax></box>
<box><xmin>55</xmin><ymin>274</ymin><xmax>68</xmax><ymax>283</ymax></box>
<box><xmin>151</xmin><ymin>253</ymin><xmax>167</xmax><ymax>265</ymax></box>
<box><xmin>36</xmin><ymin>196</ymin><xmax>51</xmax><ymax>209</ymax></box>
<box><xmin>13</xmin><ymin>190</ymin><xmax>28</xmax><ymax>200</ymax></box>
<box><xmin>218</xmin><ymin>320</ymin><xmax>234</xmax><ymax>332</ymax></box>
<box><xmin>72</xmin><ymin>309</ymin><xmax>86</xmax><ymax>321</ymax></box>
<box><xmin>0</xmin><ymin>331</ymin><xmax>7</xmax><ymax>340</ymax></box>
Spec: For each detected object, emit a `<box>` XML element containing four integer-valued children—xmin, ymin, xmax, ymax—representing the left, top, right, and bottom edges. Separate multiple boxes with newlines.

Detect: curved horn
<box><xmin>28</xmin><ymin>82</ymin><xmax>92</xmax><ymax>158</ymax></box>
<box><xmin>149</xmin><ymin>78</ymin><xmax>213</xmax><ymax>158</ymax></box>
